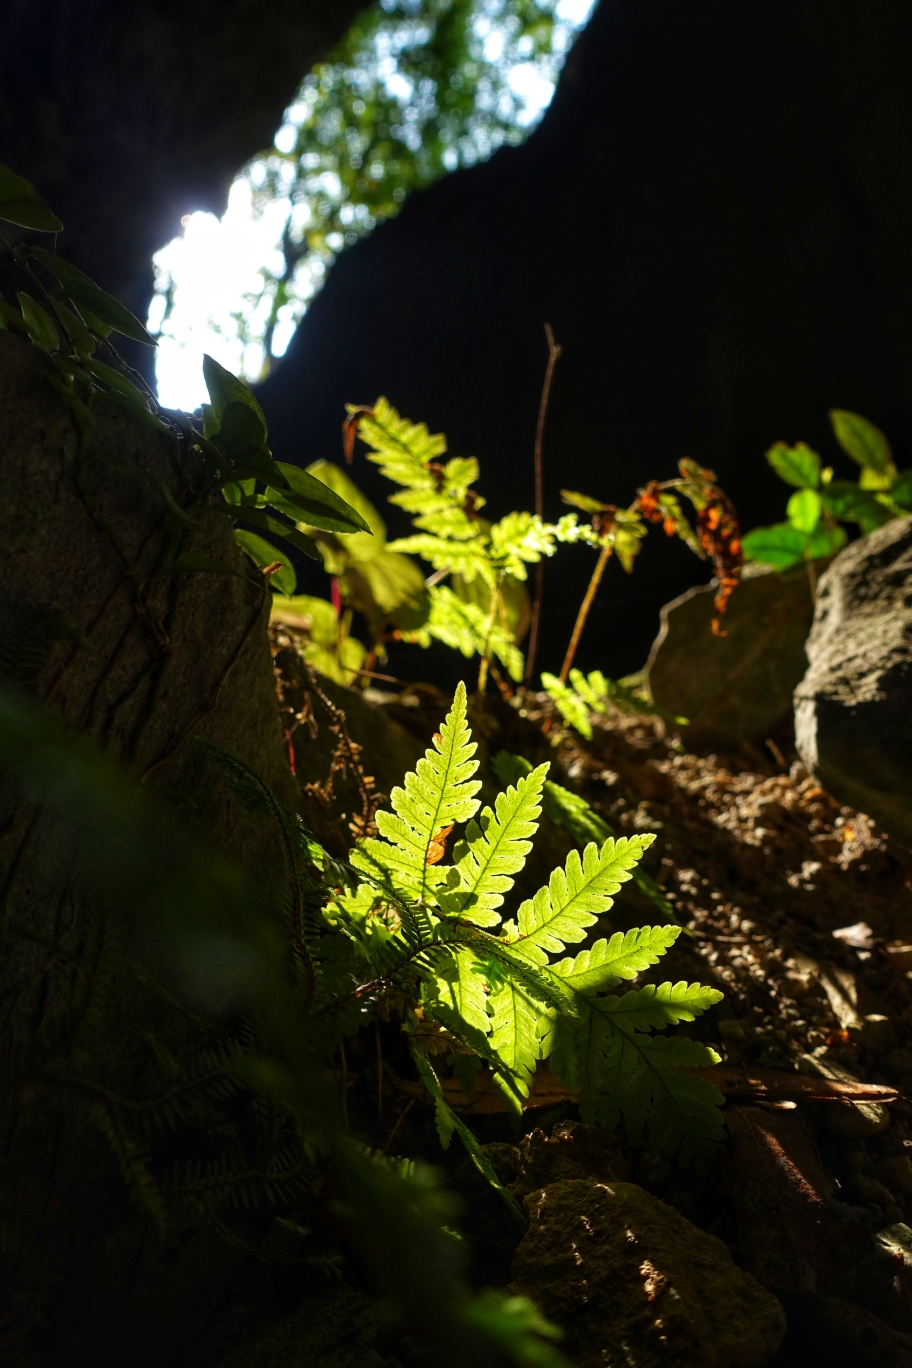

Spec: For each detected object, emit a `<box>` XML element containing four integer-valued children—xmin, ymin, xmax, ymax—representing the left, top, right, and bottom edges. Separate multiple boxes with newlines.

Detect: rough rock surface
<box><xmin>794</xmin><ymin>517</ymin><xmax>912</xmax><ymax>846</ymax></box>
<box><xmin>645</xmin><ymin>561</ymin><xmax>818</xmax><ymax>751</ymax></box>
<box><xmin>508</xmin><ymin>1178</ymin><xmax>785</xmax><ymax>1368</ymax></box>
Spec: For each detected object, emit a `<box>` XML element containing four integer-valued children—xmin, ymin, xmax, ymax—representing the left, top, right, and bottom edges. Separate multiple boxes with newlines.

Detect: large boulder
<box><xmin>794</xmin><ymin>517</ymin><xmax>912</xmax><ymax>846</ymax></box>
<box><xmin>645</xmin><ymin>561</ymin><xmax>818</xmax><ymax>751</ymax></box>
<box><xmin>508</xmin><ymin>1178</ymin><xmax>785</xmax><ymax>1368</ymax></box>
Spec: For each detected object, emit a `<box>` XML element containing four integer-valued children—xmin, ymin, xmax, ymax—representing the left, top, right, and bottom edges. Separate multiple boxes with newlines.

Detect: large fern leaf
<box><xmin>511</xmin><ymin>836</ymin><xmax>654</xmax><ymax>966</ymax></box>
<box><xmin>549</xmin><ymin>924</ymin><xmax>681</xmax><ymax>994</ymax></box>
<box><xmin>359</xmin><ymin>680</ymin><xmax>480</xmax><ymax>899</ymax></box>
<box><xmin>488</xmin><ymin>978</ymin><xmax>542</xmax><ymax>1096</ymax></box>
<box><xmin>543</xmin><ymin>995</ymin><xmax>724</xmax><ymax>1167</ymax></box>
<box><xmin>438</xmin><ymin>765</ymin><xmax>548</xmax><ymax>927</ymax></box>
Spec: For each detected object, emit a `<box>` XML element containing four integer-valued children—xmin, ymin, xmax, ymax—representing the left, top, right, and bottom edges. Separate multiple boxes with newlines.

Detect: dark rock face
<box><xmin>794</xmin><ymin>516</ymin><xmax>912</xmax><ymax>846</ymax></box>
<box><xmin>646</xmin><ymin>561</ymin><xmax>818</xmax><ymax>751</ymax></box>
<box><xmin>508</xmin><ymin>1177</ymin><xmax>785</xmax><ymax>1367</ymax></box>
<box><xmin>260</xmin><ymin>0</ymin><xmax>912</xmax><ymax>677</ymax></box>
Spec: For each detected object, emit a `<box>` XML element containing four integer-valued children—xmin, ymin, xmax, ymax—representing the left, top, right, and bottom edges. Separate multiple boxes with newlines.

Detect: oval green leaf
<box><xmin>786</xmin><ymin>487</ymin><xmax>822</xmax><ymax>534</ymax></box>
<box><xmin>0</xmin><ymin>164</ymin><xmax>63</xmax><ymax>231</ymax></box>
<box><xmin>829</xmin><ymin>409</ymin><xmax>896</xmax><ymax>478</ymax></box>
<box><xmin>17</xmin><ymin>292</ymin><xmax>59</xmax><ymax>352</ymax></box>
<box><xmin>765</xmin><ymin>441</ymin><xmax>821</xmax><ymax>489</ymax></box>
<box><xmin>202</xmin><ymin>354</ymin><xmax>267</xmax><ymax>427</ymax></box>
<box><xmin>233</xmin><ymin>530</ymin><xmax>297</xmax><ymax>596</ymax></box>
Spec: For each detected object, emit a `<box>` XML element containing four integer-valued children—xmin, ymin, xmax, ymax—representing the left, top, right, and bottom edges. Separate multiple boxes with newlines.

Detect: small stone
<box><xmin>719</xmin><ymin>1019</ymin><xmax>749</xmax><ymax>1042</ymax></box>
<box><xmin>646</xmin><ymin>560</ymin><xmax>819</xmax><ymax>750</ymax></box>
<box><xmin>509</xmin><ymin>1179</ymin><xmax>786</xmax><ymax>1368</ymax></box>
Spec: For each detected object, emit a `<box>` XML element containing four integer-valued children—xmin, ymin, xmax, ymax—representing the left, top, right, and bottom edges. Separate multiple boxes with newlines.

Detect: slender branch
<box><xmin>524</xmin><ymin>323</ymin><xmax>562</xmax><ymax>685</ymax></box>
<box><xmin>559</xmin><ymin>543</ymin><xmax>613</xmax><ymax>683</ymax></box>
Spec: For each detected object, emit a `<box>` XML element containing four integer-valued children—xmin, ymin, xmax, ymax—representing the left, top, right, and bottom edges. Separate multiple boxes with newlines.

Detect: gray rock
<box><xmin>645</xmin><ymin>560</ymin><xmax>818</xmax><ymax>750</ymax></box>
<box><xmin>509</xmin><ymin>1178</ymin><xmax>786</xmax><ymax>1368</ymax></box>
<box><xmin>795</xmin><ymin>516</ymin><xmax>912</xmax><ymax>846</ymax></box>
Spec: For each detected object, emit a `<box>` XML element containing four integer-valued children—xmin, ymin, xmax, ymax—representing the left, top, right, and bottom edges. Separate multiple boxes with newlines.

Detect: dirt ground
<box><xmin>246</xmin><ymin>643</ymin><xmax>912</xmax><ymax>1367</ymax></box>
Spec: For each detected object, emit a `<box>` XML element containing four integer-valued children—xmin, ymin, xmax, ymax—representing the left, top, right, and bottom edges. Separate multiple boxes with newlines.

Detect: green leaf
<box><xmin>30</xmin><ymin>249</ymin><xmax>153</xmax><ymax>344</ymax></box>
<box><xmin>439</xmin><ymin>764</ymin><xmax>549</xmax><ymax>928</ymax></box>
<box><xmin>343</xmin><ymin>550</ymin><xmax>430</xmax><ymax>632</ymax></box>
<box><xmin>17</xmin><ymin>292</ymin><xmax>59</xmax><ymax>352</ymax></box>
<box><xmin>550</xmin><ymin>924</ymin><xmax>679</xmax><ymax>994</ymax></box>
<box><xmin>211</xmin><ymin>400</ymin><xmax>270</xmax><ymax>462</ymax></box>
<box><xmin>489</xmin><ymin>977</ymin><xmax>542</xmax><ymax>1094</ymax></box>
<box><xmin>232</xmin><ymin>506</ymin><xmax>321</xmax><ymax>561</ymax></box>
<box><xmin>830</xmin><ymin>409</ymin><xmax>896</xmax><ymax>479</ymax></box>
<box><xmin>599</xmin><ymin>980</ymin><xmax>723</xmax><ymax>1032</ymax></box>
<box><xmin>305</xmin><ymin>458</ymin><xmax>386</xmax><ymax>550</ymax></box>
<box><xmin>413</xmin><ymin>1052</ymin><xmax>525</xmax><ymax>1226</ymax></box>
<box><xmin>540</xmin><ymin>672</ymin><xmax>592</xmax><ymax>738</ymax></box>
<box><xmin>807</xmin><ymin>522</ymin><xmax>848</xmax><ymax>559</ymax></box>
<box><xmin>203</xmin><ymin>353</ymin><xmax>267</xmax><ymax>427</ymax></box>
<box><xmin>0</xmin><ymin>164</ymin><xmax>62</xmax><ymax>231</ymax></box>
<box><xmin>431</xmin><ymin>949</ymin><xmax>491</xmax><ymax>1040</ymax></box>
<box><xmin>88</xmin><ymin>356</ymin><xmax>152</xmax><ymax>406</ymax></box>
<box><xmin>820</xmin><ymin>480</ymin><xmax>893</xmax><ymax>528</ymax></box>
<box><xmin>269</xmin><ymin>463</ymin><xmax>372</xmax><ymax>535</ymax></box>
<box><xmin>560</xmin><ymin>489</ymin><xmax>606</xmax><ymax>514</ymax></box>
<box><xmin>765</xmin><ymin>441</ymin><xmax>821</xmax><ymax>489</ymax></box>
<box><xmin>270</xmin><ymin>594</ymin><xmax>339</xmax><ymax>643</ymax></box>
<box><xmin>741</xmin><ymin>522</ymin><xmax>806</xmax><ymax>569</ymax></box>
<box><xmin>147</xmin><ymin>474</ymin><xmax>199</xmax><ymax>531</ymax></box>
<box><xmin>544</xmin><ymin>1000</ymin><xmax>724</xmax><ymax>1167</ymax></box>
<box><xmin>50</xmin><ymin>298</ymin><xmax>94</xmax><ymax>355</ymax></box>
<box><xmin>891</xmin><ymin>470</ymin><xmax>912</xmax><ymax>510</ymax></box>
<box><xmin>491</xmin><ymin>753</ymin><xmax>680</xmax><ymax>929</ymax></box>
<box><xmin>362</xmin><ymin>681</ymin><xmax>481</xmax><ymax>899</ymax></box>
<box><xmin>513</xmin><ymin>836</ymin><xmax>655</xmax><ymax>966</ymax></box>
<box><xmin>234</xmin><ymin>530</ymin><xmax>297</xmax><ymax>595</ymax></box>
<box><xmin>786</xmin><ymin>487</ymin><xmax>822</xmax><ymax>535</ymax></box>
<box><xmin>104</xmin><ymin>389</ymin><xmax>172</xmax><ymax>434</ymax></box>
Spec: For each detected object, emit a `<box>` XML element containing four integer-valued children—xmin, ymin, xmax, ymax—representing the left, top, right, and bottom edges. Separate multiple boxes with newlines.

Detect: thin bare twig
<box><xmin>559</xmin><ymin>542</ymin><xmax>612</xmax><ymax>683</ymax></box>
<box><xmin>525</xmin><ymin>324</ymin><xmax>562</xmax><ymax>685</ymax></box>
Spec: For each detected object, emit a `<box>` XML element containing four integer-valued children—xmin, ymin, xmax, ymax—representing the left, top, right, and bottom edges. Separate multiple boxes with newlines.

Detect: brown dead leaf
<box><xmin>425</xmin><ymin>824</ymin><xmax>454</xmax><ymax>865</ymax></box>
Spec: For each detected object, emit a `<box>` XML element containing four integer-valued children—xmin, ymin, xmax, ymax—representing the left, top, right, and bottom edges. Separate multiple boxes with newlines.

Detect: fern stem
<box><xmin>560</xmin><ymin>543</ymin><xmax>612</xmax><ymax>682</ymax></box>
<box><xmin>525</xmin><ymin>323</ymin><xmax>562</xmax><ymax>685</ymax></box>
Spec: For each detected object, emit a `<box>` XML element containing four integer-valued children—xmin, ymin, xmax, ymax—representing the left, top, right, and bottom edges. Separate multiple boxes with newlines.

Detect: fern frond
<box><xmin>439</xmin><ymin>765</ymin><xmax>548</xmax><ymax>926</ymax></box>
<box><xmin>600</xmin><ymin>980</ymin><xmax>723</xmax><ymax>1032</ymax></box>
<box><xmin>402</xmin><ymin>587</ymin><xmax>524</xmax><ymax>681</ymax></box>
<box><xmin>487</xmin><ymin>511</ymin><xmax>556</xmax><ymax>580</ymax></box>
<box><xmin>540</xmin><ymin>672</ymin><xmax>593</xmax><ymax>738</ymax></box>
<box><xmin>386</xmin><ymin>533</ymin><xmax>493</xmax><ymax>583</ymax></box>
<box><xmin>430</xmin><ymin>950</ymin><xmax>491</xmax><ymax>1039</ymax></box>
<box><xmin>413</xmin><ymin>1051</ymin><xmax>526</xmax><ymax>1226</ymax></box>
<box><xmin>544</xmin><ymin>998</ymin><xmax>724</xmax><ymax>1167</ymax></box>
<box><xmin>488</xmin><ymin>978</ymin><xmax>541</xmax><ymax>1096</ymax></box>
<box><xmin>549</xmin><ymin>924</ymin><xmax>680</xmax><ymax>994</ymax></box>
<box><xmin>365</xmin><ymin>680</ymin><xmax>480</xmax><ymax>901</ymax></box>
<box><xmin>512</xmin><ymin>836</ymin><xmax>654</xmax><ymax>966</ymax></box>
<box><xmin>491</xmin><ymin>752</ymin><xmax>679</xmax><ymax>925</ymax></box>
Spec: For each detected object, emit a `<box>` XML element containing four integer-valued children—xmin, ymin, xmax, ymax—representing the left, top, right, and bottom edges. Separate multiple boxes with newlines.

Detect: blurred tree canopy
<box><xmin>151</xmin><ymin>0</ymin><xmax>590</xmax><ymax>373</ymax></box>
<box><xmin>0</xmin><ymin>0</ymin><xmax>362</xmax><ymax>328</ymax></box>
